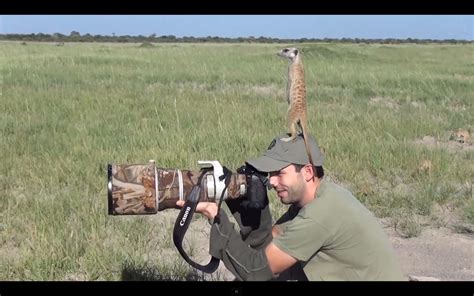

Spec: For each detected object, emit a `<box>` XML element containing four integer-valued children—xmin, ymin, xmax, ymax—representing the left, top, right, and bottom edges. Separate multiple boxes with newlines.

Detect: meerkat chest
<box><xmin>288</xmin><ymin>64</ymin><xmax>306</xmax><ymax>102</ymax></box>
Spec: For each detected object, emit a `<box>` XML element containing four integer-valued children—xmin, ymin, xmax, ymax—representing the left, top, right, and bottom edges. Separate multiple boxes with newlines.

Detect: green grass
<box><xmin>0</xmin><ymin>41</ymin><xmax>473</xmax><ymax>280</ymax></box>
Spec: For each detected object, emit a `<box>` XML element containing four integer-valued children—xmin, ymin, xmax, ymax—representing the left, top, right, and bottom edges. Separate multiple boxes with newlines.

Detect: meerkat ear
<box><xmin>294</xmin><ymin>49</ymin><xmax>299</xmax><ymax>56</ymax></box>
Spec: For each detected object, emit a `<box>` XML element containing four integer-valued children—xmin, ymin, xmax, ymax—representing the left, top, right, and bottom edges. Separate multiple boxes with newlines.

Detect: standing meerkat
<box><xmin>278</xmin><ymin>47</ymin><xmax>315</xmax><ymax>168</ymax></box>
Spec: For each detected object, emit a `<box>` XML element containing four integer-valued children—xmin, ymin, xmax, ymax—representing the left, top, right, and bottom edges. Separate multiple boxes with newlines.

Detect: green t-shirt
<box><xmin>272</xmin><ymin>180</ymin><xmax>406</xmax><ymax>281</ymax></box>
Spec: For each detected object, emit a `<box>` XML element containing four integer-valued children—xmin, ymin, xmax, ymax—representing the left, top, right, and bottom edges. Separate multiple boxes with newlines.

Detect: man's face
<box><xmin>268</xmin><ymin>164</ymin><xmax>306</xmax><ymax>205</ymax></box>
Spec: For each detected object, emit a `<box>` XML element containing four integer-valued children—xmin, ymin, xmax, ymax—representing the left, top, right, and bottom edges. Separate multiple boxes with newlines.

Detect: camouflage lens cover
<box><xmin>108</xmin><ymin>163</ymin><xmax>209</xmax><ymax>215</ymax></box>
<box><xmin>108</xmin><ymin>163</ymin><xmax>160</xmax><ymax>215</ymax></box>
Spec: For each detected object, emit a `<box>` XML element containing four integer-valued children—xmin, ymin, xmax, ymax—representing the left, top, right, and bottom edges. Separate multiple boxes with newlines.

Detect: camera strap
<box><xmin>213</xmin><ymin>166</ymin><xmax>232</xmax><ymax>223</ymax></box>
<box><xmin>172</xmin><ymin>167</ymin><xmax>232</xmax><ymax>273</ymax></box>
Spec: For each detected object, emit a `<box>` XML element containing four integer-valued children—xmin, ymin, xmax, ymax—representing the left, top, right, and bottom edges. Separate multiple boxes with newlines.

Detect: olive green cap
<box><xmin>246</xmin><ymin>133</ymin><xmax>325</xmax><ymax>173</ymax></box>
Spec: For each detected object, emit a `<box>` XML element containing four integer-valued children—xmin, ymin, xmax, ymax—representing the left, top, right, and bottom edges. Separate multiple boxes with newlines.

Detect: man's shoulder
<box><xmin>302</xmin><ymin>180</ymin><xmax>365</xmax><ymax>221</ymax></box>
<box><xmin>318</xmin><ymin>179</ymin><xmax>353</xmax><ymax>198</ymax></box>
<box><xmin>309</xmin><ymin>180</ymin><xmax>355</xmax><ymax>208</ymax></box>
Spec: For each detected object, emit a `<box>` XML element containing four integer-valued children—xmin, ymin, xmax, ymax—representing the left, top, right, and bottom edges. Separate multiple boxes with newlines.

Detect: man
<box><xmin>177</xmin><ymin>133</ymin><xmax>406</xmax><ymax>281</ymax></box>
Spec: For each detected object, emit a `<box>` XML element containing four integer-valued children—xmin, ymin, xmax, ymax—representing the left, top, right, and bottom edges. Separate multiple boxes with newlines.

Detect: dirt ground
<box><xmin>382</xmin><ymin>222</ymin><xmax>474</xmax><ymax>281</ymax></box>
<box><xmin>185</xmin><ymin>215</ymin><xmax>473</xmax><ymax>281</ymax></box>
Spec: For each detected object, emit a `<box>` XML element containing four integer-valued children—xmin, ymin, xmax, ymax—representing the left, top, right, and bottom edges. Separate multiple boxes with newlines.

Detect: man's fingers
<box><xmin>195</xmin><ymin>203</ymin><xmax>208</xmax><ymax>212</ymax></box>
<box><xmin>176</xmin><ymin>200</ymin><xmax>204</xmax><ymax>211</ymax></box>
<box><xmin>176</xmin><ymin>201</ymin><xmax>216</xmax><ymax>220</ymax></box>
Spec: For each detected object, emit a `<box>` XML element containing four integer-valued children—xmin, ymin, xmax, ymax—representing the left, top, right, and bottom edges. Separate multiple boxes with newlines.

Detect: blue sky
<box><xmin>1</xmin><ymin>15</ymin><xmax>473</xmax><ymax>40</ymax></box>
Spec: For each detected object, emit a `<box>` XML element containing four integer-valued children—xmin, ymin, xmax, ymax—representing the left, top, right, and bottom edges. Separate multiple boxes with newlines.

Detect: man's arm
<box><xmin>209</xmin><ymin>209</ymin><xmax>298</xmax><ymax>281</ymax></box>
<box><xmin>176</xmin><ymin>200</ymin><xmax>298</xmax><ymax>280</ymax></box>
<box><xmin>265</xmin><ymin>242</ymin><xmax>298</xmax><ymax>275</ymax></box>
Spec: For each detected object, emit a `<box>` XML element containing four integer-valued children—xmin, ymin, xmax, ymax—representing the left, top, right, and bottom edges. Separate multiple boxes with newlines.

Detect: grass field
<box><xmin>0</xmin><ymin>41</ymin><xmax>473</xmax><ymax>280</ymax></box>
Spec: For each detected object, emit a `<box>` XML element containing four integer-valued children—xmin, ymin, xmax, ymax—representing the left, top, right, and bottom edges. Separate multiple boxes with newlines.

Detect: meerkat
<box><xmin>451</xmin><ymin>129</ymin><xmax>471</xmax><ymax>144</ymax></box>
<box><xmin>278</xmin><ymin>47</ymin><xmax>315</xmax><ymax>168</ymax></box>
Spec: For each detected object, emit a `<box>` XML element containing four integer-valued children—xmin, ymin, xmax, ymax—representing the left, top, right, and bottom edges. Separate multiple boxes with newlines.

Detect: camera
<box><xmin>107</xmin><ymin>160</ymin><xmax>268</xmax><ymax>215</ymax></box>
<box><xmin>107</xmin><ymin>160</ymin><xmax>269</xmax><ymax>273</ymax></box>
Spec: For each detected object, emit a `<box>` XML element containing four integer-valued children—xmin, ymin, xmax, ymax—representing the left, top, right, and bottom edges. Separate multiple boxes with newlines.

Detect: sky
<box><xmin>1</xmin><ymin>15</ymin><xmax>473</xmax><ymax>40</ymax></box>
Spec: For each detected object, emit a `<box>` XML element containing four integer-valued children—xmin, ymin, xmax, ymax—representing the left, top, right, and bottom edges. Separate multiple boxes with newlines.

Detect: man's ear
<box><xmin>303</xmin><ymin>165</ymin><xmax>315</xmax><ymax>181</ymax></box>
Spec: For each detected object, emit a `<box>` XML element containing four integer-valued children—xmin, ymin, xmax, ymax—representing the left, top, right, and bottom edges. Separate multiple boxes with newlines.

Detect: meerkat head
<box><xmin>278</xmin><ymin>47</ymin><xmax>300</xmax><ymax>62</ymax></box>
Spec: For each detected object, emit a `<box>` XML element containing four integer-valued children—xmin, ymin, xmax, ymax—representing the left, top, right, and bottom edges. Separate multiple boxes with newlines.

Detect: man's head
<box><xmin>246</xmin><ymin>133</ymin><xmax>325</xmax><ymax>206</ymax></box>
<box><xmin>246</xmin><ymin>132</ymin><xmax>324</xmax><ymax>173</ymax></box>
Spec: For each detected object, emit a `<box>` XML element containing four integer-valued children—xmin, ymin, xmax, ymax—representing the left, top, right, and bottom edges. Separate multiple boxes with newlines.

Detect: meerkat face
<box><xmin>278</xmin><ymin>47</ymin><xmax>299</xmax><ymax>61</ymax></box>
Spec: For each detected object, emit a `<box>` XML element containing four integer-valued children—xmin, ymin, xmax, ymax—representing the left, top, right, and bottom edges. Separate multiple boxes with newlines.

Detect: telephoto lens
<box><xmin>107</xmin><ymin>163</ymin><xmax>248</xmax><ymax>215</ymax></box>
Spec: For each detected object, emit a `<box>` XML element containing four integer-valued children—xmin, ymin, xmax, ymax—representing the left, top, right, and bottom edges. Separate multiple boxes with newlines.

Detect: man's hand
<box><xmin>176</xmin><ymin>200</ymin><xmax>218</xmax><ymax>221</ymax></box>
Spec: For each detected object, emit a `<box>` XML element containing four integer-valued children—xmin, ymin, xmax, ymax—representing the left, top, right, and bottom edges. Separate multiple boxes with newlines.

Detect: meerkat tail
<box><xmin>300</xmin><ymin>120</ymin><xmax>315</xmax><ymax>169</ymax></box>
